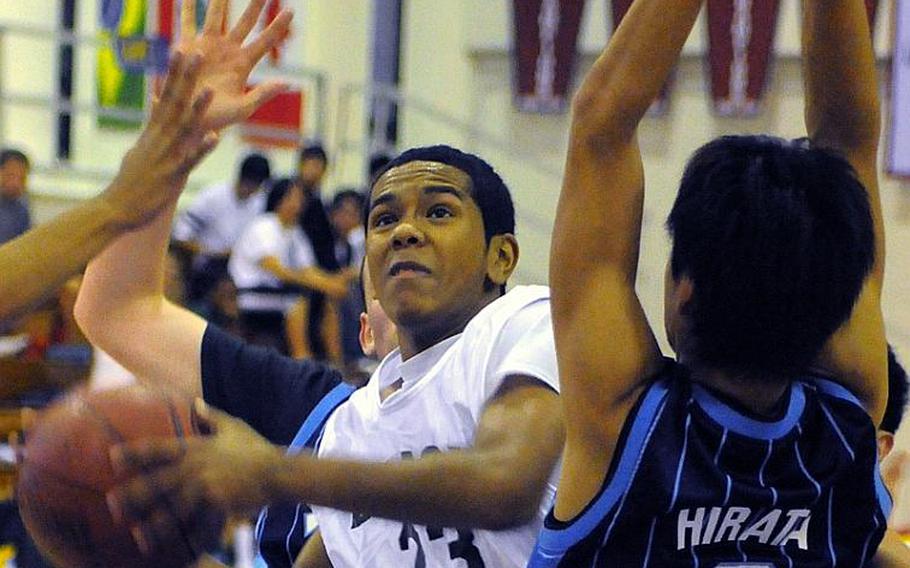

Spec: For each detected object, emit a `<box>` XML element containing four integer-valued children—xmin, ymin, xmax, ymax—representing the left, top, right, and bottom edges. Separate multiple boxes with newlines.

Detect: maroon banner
<box><xmin>611</xmin><ymin>0</ymin><xmax>674</xmax><ymax>116</ymax></box>
<box><xmin>512</xmin><ymin>0</ymin><xmax>586</xmax><ymax>113</ymax></box>
<box><xmin>706</xmin><ymin>0</ymin><xmax>781</xmax><ymax>117</ymax></box>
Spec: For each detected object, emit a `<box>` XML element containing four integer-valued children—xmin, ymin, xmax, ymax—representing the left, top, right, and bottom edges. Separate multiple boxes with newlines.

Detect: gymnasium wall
<box><xmin>1</xmin><ymin>0</ymin><xmax>908</xmax><ymax>362</ymax></box>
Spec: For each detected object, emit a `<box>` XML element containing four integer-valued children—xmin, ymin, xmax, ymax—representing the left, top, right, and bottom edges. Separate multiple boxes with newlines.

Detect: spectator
<box><xmin>296</xmin><ymin>143</ymin><xmax>346</xmax><ymax>362</ymax></box>
<box><xmin>0</xmin><ymin>149</ymin><xmax>31</xmax><ymax>245</ymax></box>
<box><xmin>330</xmin><ymin>189</ymin><xmax>368</xmax><ymax>366</ymax></box>
<box><xmin>229</xmin><ymin>178</ymin><xmax>351</xmax><ymax>355</ymax></box>
<box><xmin>173</xmin><ymin>153</ymin><xmax>271</xmax><ymax>304</ymax></box>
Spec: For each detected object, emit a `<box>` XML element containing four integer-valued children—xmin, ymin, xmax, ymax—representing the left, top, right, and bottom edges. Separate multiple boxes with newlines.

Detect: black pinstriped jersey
<box><xmin>529</xmin><ymin>363</ymin><xmax>890</xmax><ymax>568</ymax></box>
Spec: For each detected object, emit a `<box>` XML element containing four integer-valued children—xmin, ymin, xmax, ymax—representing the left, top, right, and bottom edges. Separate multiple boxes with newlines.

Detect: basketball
<box><xmin>16</xmin><ymin>384</ymin><xmax>222</xmax><ymax>568</ymax></box>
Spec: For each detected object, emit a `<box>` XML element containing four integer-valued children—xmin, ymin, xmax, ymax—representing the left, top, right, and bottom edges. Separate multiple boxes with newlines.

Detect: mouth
<box><xmin>389</xmin><ymin>261</ymin><xmax>431</xmax><ymax>278</ymax></box>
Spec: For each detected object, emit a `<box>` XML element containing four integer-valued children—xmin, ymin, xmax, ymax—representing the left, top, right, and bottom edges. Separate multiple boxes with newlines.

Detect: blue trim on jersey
<box><xmin>254</xmin><ymin>382</ymin><xmax>355</xmax><ymax>566</ymax></box>
<box><xmin>528</xmin><ymin>379</ymin><xmax>672</xmax><ymax>566</ymax></box>
<box><xmin>812</xmin><ymin>377</ymin><xmax>864</xmax><ymax>409</ymax></box>
<box><xmin>691</xmin><ymin>382</ymin><xmax>805</xmax><ymax>440</ymax></box>
<box><xmin>813</xmin><ymin>378</ymin><xmax>893</xmax><ymax>519</ymax></box>
<box><xmin>288</xmin><ymin>382</ymin><xmax>357</xmax><ymax>452</ymax></box>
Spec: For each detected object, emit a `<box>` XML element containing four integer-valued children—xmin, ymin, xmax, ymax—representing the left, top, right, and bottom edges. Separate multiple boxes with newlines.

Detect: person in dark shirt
<box><xmin>528</xmin><ymin>0</ymin><xmax>908</xmax><ymax>565</ymax></box>
<box><xmin>0</xmin><ymin>149</ymin><xmax>31</xmax><ymax>245</ymax></box>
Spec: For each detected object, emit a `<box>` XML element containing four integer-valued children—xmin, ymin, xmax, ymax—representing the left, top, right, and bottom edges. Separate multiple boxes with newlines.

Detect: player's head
<box><xmin>0</xmin><ymin>148</ymin><xmax>30</xmax><ymax>200</ymax></box>
<box><xmin>236</xmin><ymin>153</ymin><xmax>271</xmax><ymax>197</ymax></box>
<box><xmin>298</xmin><ymin>143</ymin><xmax>329</xmax><ymax>188</ymax></box>
<box><xmin>358</xmin><ymin>259</ymin><xmax>398</xmax><ymax>359</ymax></box>
<box><xmin>365</xmin><ymin>145</ymin><xmax>518</xmax><ymax>333</ymax></box>
<box><xmin>266</xmin><ymin>178</ymin><xmax>304</xmax><ymax>224</ymax></box>
<box><xmin>879</xmin><ymin>346</ymin><xmax>909</xmax><ymax>459</ymax></box>
<box><xmin>665</xmin><ymin>135</ymin><xmax>875</xmax><ymax>378</ymax></box>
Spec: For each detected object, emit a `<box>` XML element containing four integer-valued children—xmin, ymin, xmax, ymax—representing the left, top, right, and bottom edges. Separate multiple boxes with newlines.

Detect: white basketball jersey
<box><xmin>314</xmin><ymin>285</ymin><xmax>560</xmax><ymax>568</ymax></box>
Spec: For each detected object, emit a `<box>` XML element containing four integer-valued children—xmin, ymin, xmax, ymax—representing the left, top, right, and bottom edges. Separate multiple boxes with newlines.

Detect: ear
<box><xmin>485</xmin><ymin>234</ymin><xmax>519</xmax><ymax>287</ymax></box>
<box><xmin>674</xmin><ymin>274</ymin><xmax>695</xmax><ymax>315</ymax></box>
<box><xmin>359</xmin><ymin>312</ymin><xmax>375</xmax><ymax>358</ymax></box>
<box><xmin>878</xmin><ymin>431</ymin><xmax>895</xmax><ymax>461</ymax></box>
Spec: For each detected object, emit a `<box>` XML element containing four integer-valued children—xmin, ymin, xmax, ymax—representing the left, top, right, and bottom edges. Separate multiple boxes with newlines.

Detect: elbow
<box><xmin>73</xmin><ymin>292</ymin><xmax>98</xmax><ymax>342</ymax></box>
<box><xmin>474</xmin><ymin>466</ymin><xmax>547</xmax><ymax>530</ymax></box>
<box><xmin>569</xmin><ymin>90</ymin><xmax>638</xmax><ymax>150</ymax></box>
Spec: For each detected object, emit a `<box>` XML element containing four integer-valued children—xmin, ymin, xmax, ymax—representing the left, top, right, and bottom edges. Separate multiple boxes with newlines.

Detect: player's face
<box><xmin>366</xmin><ymin>161</ymin><xmax>491</xmax><ymax>333</ymax></box>
<box><xmin>0</xmin><ymin>159</ymin><xmax>28</xmax><ymax>199</ymax></box>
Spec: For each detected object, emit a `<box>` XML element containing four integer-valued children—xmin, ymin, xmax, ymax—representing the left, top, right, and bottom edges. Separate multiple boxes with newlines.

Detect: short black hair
<box><xmin>299</xmin><ymin>143</ymin><xmax>328</xmax><ymax>165</ymax></box>
<box><xmin>266</xmin><ymin>178</ymin><xmax>297</xmax><ymax>213</ymax></box>
<box><xmin>0</xmin><ymin>148</ymin><xmax>29</xmax><ymax>169</ymax></box>
<box><xmin>370</xmin><ymin>144</ymin><xmax>515</xmax><ymax>244</ymax></box>
<box><xmin>331</xmin><ymin>188</ymin><xmax>366</xmax><ymax>214</ymax></box>
<box><xmin>882</xmin><ymin>346</ymin><xmax>909</xmax><ymax>434</ymax></box>
<box><xmin>368</xmin><ymin>152</ymin><xmax>392</xmax><ymax>183</ymax></box>
<box><xmin>667</xmin><ymin>135</ymin><xmax>875</xmax><ymax>376</ymax></box>
<box><xmin>239</xmin><ymin>153</ymin><xmax>270</xmax><ymax>185</ymax></box>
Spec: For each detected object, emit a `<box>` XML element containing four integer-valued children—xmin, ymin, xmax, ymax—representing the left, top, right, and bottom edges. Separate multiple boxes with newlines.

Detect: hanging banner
<box><xmin>611</xmin><ymin>0</ymin><xmax>674</xmax><ymax>116</ymax></box>
<box><xmin>889</xmin><ymin>0</ymin><xmax>910</xmax><ymax>177</ymax></box>
<box><xmin>97</xmin><ymin>0</ymin><xmax>148</xmax><ymax>129</ymax></box>
<box><xmin>511</xmin><ymin>0</ymin><xmax>586</xmax><ymax>114</ymax></box>
<box><xmin>705</xmin><ymin>0</ymin><xmax>781</xmax><ymax>117</ymax></box>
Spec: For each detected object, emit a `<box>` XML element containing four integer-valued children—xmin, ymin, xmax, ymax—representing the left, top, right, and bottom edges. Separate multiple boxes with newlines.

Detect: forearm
<box><xmin>571</xmin><ymin>0</ymin><xmax>702</xmax><ymax>139</ymax></box>
<box><xmin>803</xmin><ymin>0</ymin><xmax>880</xmax><ymax>151</ymax></box>
<box><xmin>78</xmin><ymin>201</ymin><xmax>176</xmax><ymax>325</ymax></box>
<box><xmin>271</xmin><ymin>450</ymin><xmax>546</xmax><ymax>530</ymax></box>
<box><xmin>0</xmin><ymin>196</ymin><xmax>129</xmax><ymax>318</ymax></box>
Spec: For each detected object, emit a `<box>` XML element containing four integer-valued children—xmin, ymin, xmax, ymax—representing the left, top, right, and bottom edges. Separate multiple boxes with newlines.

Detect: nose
<box><xmin>391</xmin><ymin>221</ymin><xmax>425</xmax><ymax>250</ymax></box>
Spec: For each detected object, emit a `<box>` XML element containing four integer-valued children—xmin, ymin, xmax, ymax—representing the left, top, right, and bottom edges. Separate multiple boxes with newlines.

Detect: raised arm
<box><xmin>550</xmin><ymin>0</ymin><xmax>703</xmax><ymax>520</ymax></box>
<box><xmin>75</xmin><ymin>0</ymin><xmax>292</xmax><ymax>396</ymax></box>
<box><xmin>804</xmin><ymin>0</ymin><xmax>888</xmax><ymax>422</ymax></box>
<box><xmin>0</xmin><ymin>54</ymin><xmax>214</xmax><ymax>320</ymax></box>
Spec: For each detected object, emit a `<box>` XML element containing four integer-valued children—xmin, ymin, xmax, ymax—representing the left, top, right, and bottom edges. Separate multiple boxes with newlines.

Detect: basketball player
<box><xmin>80</xmin><ymin>11</ymin><xmax>564</xmax><ymax>558</ymax></box>
<box><xmin>86</xmin><ymin>145</ymin><xmax>563</xmax><ymax>568</ymax></box>
<box><xmin>527</xmin><ymin>0</ymin><xmax>907</xmax><ymax>565</ymax></box>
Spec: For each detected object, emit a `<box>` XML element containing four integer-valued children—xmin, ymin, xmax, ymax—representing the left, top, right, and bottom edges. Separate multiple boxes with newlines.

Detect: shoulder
<box><xmin>465</xmin><ymin>285</ymin><xmax>551</xmax><ymax>336</ymax></box>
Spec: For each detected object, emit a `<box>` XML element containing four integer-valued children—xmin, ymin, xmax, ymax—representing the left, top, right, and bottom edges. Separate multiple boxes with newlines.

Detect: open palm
<box><xmin>172</xmin><ymin>0</ymin><xmax>293</xmax><ymax>131</ymax></box>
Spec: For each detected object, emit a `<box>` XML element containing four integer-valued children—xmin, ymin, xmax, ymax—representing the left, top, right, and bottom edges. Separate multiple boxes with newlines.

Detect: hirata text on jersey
<box><xmin>677</xmin><ymin>507</ymin><xmax>811</xmax><ymax>550</ymax></box>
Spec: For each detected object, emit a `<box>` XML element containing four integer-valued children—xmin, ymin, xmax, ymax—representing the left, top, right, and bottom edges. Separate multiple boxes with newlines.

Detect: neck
<box><xmin>277</xmin><ymin>214</ymin><xmax>296</xmax><ymax>228</ymax></box>
<box><xmin>397</xmin><ymin>293</ymin><xmax>498</xmax><ymax>360</ymax></box>
<box><xmin>684</xmin><ymin>360</ymin><xmax>790</xmax><ymax>417</ymax></box>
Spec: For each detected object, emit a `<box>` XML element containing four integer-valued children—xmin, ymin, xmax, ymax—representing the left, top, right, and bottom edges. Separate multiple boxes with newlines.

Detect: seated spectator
<box><xmin>0</xmin><ymin>149</ymin><xmax>30</xmax><ymax>246</ymax></box>
<box><xmin>229</xmin><ymin>178</ymin><xmax>352</xmax><ymax>355</ymax></box>
<box><xmin>173</xmin><ymin>153</ymin><xmax>271</xmax><ymax>305</ymax></box>
<box><xmin>330</xmin><ymin>189</ymin><xmax>368</xmax><ymax>366</ymax></box>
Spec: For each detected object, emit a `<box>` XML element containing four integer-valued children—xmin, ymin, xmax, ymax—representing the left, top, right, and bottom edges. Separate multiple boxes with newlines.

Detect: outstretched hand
<box><xmin>105</xmin><ymin>399</ymin><xmax>284</xmax><ymax>556</ymax></box>
<box><xmin>171</xmin><ymin>0</ymin><xmax>293</xmax><ymax>132</ymax></box>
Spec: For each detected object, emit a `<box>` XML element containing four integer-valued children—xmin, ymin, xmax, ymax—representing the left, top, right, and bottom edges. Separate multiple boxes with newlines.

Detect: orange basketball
<box><xmin>16</xmin><ymin>384</ymin><xmax>223</xmax><ymax>568</ymax></box>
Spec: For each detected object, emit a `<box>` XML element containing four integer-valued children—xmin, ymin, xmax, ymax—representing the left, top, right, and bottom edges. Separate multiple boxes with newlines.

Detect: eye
<box><xmin>371</xmin><ymin>211</ymin><xmax>397</xmax><ymax>228</ymax></box>
<box><xmin>427</xmin><ymin>205</ymin><xmax>453</xmax><ymax>219</ymax></box>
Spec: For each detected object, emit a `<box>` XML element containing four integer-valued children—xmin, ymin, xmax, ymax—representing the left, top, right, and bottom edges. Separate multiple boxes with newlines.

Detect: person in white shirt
<box><xmin>229</xmin><ymin>177</ymin><xmax>352</xmax><ymax>355</ymax></box>
<box><xmin>173</xmin><ymin>153</ymin><xmax>270</xmax><ymax>303</ymax></box>
<box><xmin>93</xmin><ymin>143</ymin><xmax>564</xmax><ymax>568</ymax></box>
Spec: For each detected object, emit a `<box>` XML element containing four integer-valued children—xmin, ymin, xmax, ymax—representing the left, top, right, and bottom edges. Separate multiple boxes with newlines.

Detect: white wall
<box><xmin>1</xmin><ymin>0</ymin><xmax>908</xmax><ymax>360</ymax></box>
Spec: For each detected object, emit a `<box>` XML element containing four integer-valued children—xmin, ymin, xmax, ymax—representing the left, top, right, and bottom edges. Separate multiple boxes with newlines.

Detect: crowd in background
<box><xmin>0</xmin><ymin>143</ymin><xmax>391</xmax><ymax>386</ymax></box>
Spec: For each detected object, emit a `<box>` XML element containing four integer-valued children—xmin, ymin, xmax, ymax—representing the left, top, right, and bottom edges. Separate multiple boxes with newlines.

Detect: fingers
<box><xmin>154</xmin><ymin>51</ymin><xmax>203</xmax><ymax>127</ymax></box>
<box><xmin>242</xmin><ymin>8</ymin><xmax>293</xmax><ymax>65</ymax></box>
<box><xmin>203</xmin><ymin>0</ymin><xmax>229</xmax><ymax>36</ymax></box>
<box><xmin>111</xmin><ymin>440</ymin><xmax>187</xmax><ymax>475</ymax></box>
<box><xmin>181</xmin><ymin>0</ymin><xmax>198</xmax><ymax>38</ymax></box>
<box><xmin>229</xmin><ymin>0</ymin><xmax>267</xmax><ymax>42</ymax></box>
<box><xmin>240</xmin><ymin>80</ymin><xmax>288</xmax><ymax>117</ymax></box>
